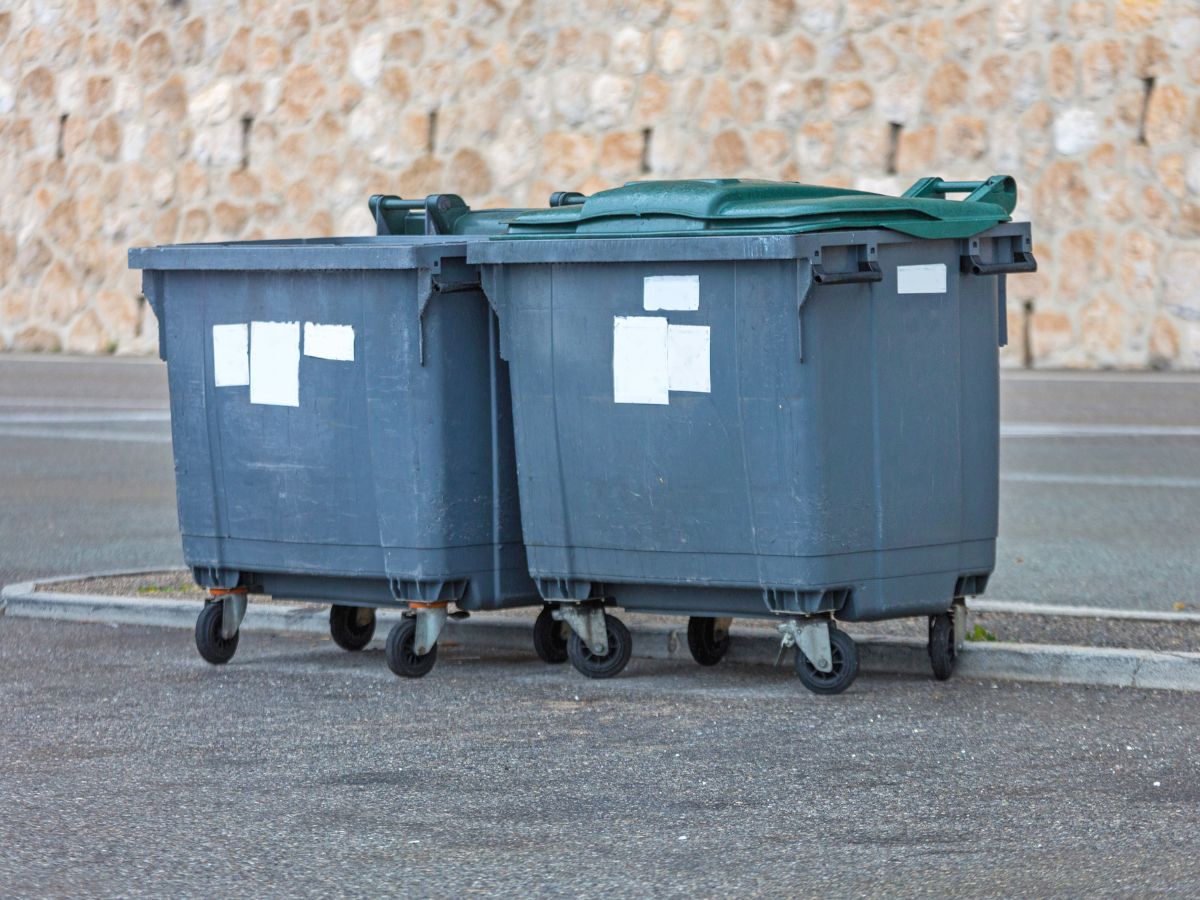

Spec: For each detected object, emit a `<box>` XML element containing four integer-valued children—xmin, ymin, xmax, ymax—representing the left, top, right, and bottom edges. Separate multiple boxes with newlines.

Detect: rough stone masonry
<box><xmin>2</xmin><ymin>0</ymin><xmax>1199</xmax><ymax>367</ymax></box>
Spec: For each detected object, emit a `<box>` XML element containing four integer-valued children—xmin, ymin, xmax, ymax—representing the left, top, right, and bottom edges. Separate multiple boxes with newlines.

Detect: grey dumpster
<box><xmin>471</xmin><ymin>176</ymin><xmax>1036</xmax><ymax>692</ymax></box>
<box><xmin>129</xmin><ymin>196</ymin><xmax>541</xmax><ymax>675</ymax></box>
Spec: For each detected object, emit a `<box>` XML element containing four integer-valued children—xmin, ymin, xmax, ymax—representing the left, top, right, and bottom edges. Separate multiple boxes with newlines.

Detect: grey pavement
<box><xmin>993</xmin><ymin>369</ymin><xmax>1200</xmax><ymax>611</ymax></box>
<box><xmin>0</xmin><ymin>354</ymin><xmax>180</xmax><ymax>588</ymax></box>
<box><xmin>1</xmin><ymin>354</ymin><xmax>1198</xmax><ymax>611</ymax></box>
<box><xmin>1</xmin><ymin>616</ymin><xmax>1198</xmax><ymax>896</ymax></box>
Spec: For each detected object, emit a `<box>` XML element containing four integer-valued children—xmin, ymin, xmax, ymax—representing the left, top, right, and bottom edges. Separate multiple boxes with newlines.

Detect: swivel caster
<box><xmin>779</xmin><ymin>618</ymin><xmax>858</xmax><ymax>695</ymax></box>
<box><xmin>533</xmin><ymin>605</ymin><xmax>570</xmax><ymax>664</ymax></box>
<box><xmin>330</xmin><ymin>605</ymin><xmax>376</xmax><ymax>651</ymax></box>
<box><xmin>687</xmin><ymin>616</ymin><xmax>732</xmax><ymax>666</ymax></box>
<box><xmin>195</xmin><ymin>598</ymin><xmax>241</xmax><ymax>665</ymax></box>
<box><xmin>385</xmin><ymin>617</ymin><xmax>438</xmax><ymax>678</ymax></box>
<box><xmin>563</xmin><ymin>609</ymin><xmax>632</xmax><ymax>679</ymax></box>
<box><xmin>794</xmin><ymin>627</ymin><xmax>858</xmax><ymax>695</ymax></box>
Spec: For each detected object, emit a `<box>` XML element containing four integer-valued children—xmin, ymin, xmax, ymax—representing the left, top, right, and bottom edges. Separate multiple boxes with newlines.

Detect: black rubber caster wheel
<box><xmin>385</xmin><ymin>617</ymin><xmax>437</xmax><ymax>678</ymax></box>
<box><xmin>566</xmin><ymin>613</ymin><xmax>633</xmax><ymax>679</ymax></box>
<box><xmin>195</xmin><ymin>601</ymin><xmax>239</xmax><ymax>665</ymax></box>
<box><xmin>533</xmin><ymin>606</ymin><xmax>569</xmax><ymax>664</ymax></box>
<box><xmin>928</xmin><ymin>611</ymin><xmax>957</xmax><ymax>681</ymax></box>
<box><xmin>329</xmin><ymin>604</ymin><xmax>376</xmax><ymax>652</ymax></box>
<box><xmin>794</xmin><ymin>627</ymin><xmax>858</xmax><ymax>695</ymax></box>
<box><xmin>686</xmin><ymin>616</ymin><xmax>731</xmax><ymax>666</ymax></box>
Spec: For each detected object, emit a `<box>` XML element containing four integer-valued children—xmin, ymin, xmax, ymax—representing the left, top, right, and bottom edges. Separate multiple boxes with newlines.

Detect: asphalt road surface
<box><xmin>0</xmin><ymin>355</ymin><xmax>179</xmax><ymax>587</ymax></box>
<box><xmin>1</xmin><ymin>617</ymin><xmax>1197</xmax><ymax>896</ymax></box>
<box><xmin>1</xmin><ymin>354</ymin><xmax>1198</xmax><ymax>611</ymax></box>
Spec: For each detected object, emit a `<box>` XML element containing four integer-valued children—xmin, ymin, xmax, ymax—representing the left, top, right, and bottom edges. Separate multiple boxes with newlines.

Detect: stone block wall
<box><xmin>2</xmin><ymin>0</ymin><xmax>1199</xmax><ymax>366</ymax></box>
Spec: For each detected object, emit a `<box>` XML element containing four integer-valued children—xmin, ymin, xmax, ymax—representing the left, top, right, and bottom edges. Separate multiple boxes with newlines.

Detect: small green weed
<box><xmin>965</xmin><ymin>624</ymin><xmax>998</xmax><ymax>642</ymax></box>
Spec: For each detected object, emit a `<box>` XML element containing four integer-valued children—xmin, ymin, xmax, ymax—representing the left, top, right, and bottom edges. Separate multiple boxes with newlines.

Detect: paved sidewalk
<box><xmin>1</xmin><ymin>617</ymin><xmax>1197</xmax><ymax>896</ymax></box>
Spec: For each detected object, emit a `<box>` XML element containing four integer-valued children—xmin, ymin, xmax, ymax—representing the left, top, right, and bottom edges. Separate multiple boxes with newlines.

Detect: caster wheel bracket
<box><xmin>211</xmin><ymin>590</ymin><xmax>247</xmax><ymax>640</ymax></box>
<box><xmin>777</xmin><ymin>618</ymin><xmax>832</xmax><ymax>673</ymax></box>
<box><xmin>409</xmin><ymin>603</ymin><xmax>449</xmax><ymax>656</ymax></box>
<box><xmin>953</xmin><ymin>598</ymin><xmax>966</xmax><ymax>652</ymax></box>
<box><xmin>553</xmin><ymin>603</ymin><xmax>608</xmax><ymax>656</ymax></box>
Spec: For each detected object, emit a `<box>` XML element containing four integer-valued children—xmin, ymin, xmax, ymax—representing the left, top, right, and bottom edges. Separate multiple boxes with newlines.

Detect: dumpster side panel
<box><xmin>367</xmin><ymin>268</ymin><xmax>447</xmax><ymax>557</ymax></box>
<box><xmin>162</xmin><ymin>268</ymin><xmax>385</xmax><ymax>578</ymax></box>
<box><xmin>211</xmin><ymin>271</ymin><xmax>381</xmax><ymax>549</ymax></box>
<box><xmin>496</xmin><ymin>267</ymin><xmax>569</xmax><ymax>578</ymax></box>
<box><xmin>868</xmin><ymin>239</ymin><xmax>964</xmax><ymax>551</ymax></box>
<box><xmin>491</xmin><ymin>233</ymin><xmax>1005</xmax><ymax>620</ymax></box>
<box><xmin>503</xmin><ymin>261</ymin><xmax>760</xmax><ymax>581</ymax></box>
<box><xmin>152</xmin><ymin>257</ymin><xmax>536</xmax><ymax>609</ymax></box>
<box><xmin>740</xmin><ymin>258</ymin><xmax>878</xmax><ymax>558</ymax></box>
<box><xmin>957</xmin><ymin>242</ymin><xmax>1002</xmax><ymax>546</ymax></box>
<box><xmin>370</xmin><ymin>282</ymin><xmax>536</xmax><ymax>607</ymax></box>
<box><xmin>553</xmin><ymin>261</ymin><xmax>755</xmax><ymax>551</ymax></box>
<box><xmin>163</xmin><ymin>271</ymin><xmax>220</xmax><ymax>545</ymax></box>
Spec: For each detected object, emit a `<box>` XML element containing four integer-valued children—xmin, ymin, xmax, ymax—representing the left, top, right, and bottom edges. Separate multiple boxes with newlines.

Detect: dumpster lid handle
<box><xmin>902</xmin><ymin>175</ymin><xmax>1017</xmax><ymax>215</ymax></box>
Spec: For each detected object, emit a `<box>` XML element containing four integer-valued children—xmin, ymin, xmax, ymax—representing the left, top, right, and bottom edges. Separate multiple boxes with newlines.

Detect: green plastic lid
<box><xmin>503</xmin><ymin>176</ymin><xmax>1017</xmax><ymax>241</ymax></box>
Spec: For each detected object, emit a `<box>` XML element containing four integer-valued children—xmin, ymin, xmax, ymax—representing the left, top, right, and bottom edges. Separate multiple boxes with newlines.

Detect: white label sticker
<box><xmin>304</xmin><ymin>323</ymin><xmax>355</xmax><ymax>361</ymax></box>
<box><xmin>643</xmin><ymin>275</ymin><xmax>700</xmax><ymax>311</ymax></box>
<box><xmin>212</xmin><ymin>323</ymin><xmax>249</xmax><ymax>387</ymax></box>
<box><xmin>613</xmin><ymin>316</ymin><xmax>669</xmax><ymax>405</ymax></box>
<box><xmin>897</xmin><ymin>263</ymin><xmax>947</xmax><ymax>295</ymax></box>
<box><xmin>249</xmin><ymin>321</ymin><xmax>300</xmax><ymax>407</ymax></box>
<box><xmin>667</xmin><ymin>324</ymin><xmax>710</xmax><ymax>394</ymax></box>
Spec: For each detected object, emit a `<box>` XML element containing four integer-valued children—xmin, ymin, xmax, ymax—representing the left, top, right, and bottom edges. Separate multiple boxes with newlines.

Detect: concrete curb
<box><xmin>969</xmin><ymin>598</ymin><xmax>1200</xmax><ymax>623</ymax></box>
<box><xmin>5</xmin><ymin>577</ymin><xmax>1199</xmax><ymax>692</ymax></box>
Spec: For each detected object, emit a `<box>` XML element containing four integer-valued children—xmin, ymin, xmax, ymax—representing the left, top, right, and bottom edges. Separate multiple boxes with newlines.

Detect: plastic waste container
<box><xmin>471</xmin><ymin>176</ymin><xmax>1036</xmax><ymax>693</ymax></box>
<box><xmin>129</xmin><ymin>194</ymin><xmax>542</xmax><ymax>675</ymax></box>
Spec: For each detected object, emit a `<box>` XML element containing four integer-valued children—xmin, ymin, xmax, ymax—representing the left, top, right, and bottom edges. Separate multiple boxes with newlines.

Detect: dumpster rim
<box><xmin>128</xmin><ymin>236</ymin><xmax>480</xmax><ymax>271</ymax></box>
<box><xmin>466</xmin><ymin>222</ymin><xmax>1032</xmax><ymax>265</ymax></box>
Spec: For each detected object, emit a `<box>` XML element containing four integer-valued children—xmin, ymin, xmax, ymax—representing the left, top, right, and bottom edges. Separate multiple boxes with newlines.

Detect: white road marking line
<box><xmin>0</xmin><ymin>427</ymin><xmax>172</xmax><ymax>444</ymax></box>
<box><xmin>0</xmin><ymin>354</ymin><xmax>163</xmax><ymax>366</ymax></box>
<box><xmin>1001</xmin><ymin>370</ymin><xmax>1200</xmax><ymax>384</ymax></box>
<box><xmin>1002</xmin><ymin>472</ymin><xmax>1200</xmax><ymax>489</ymax></box>
<box><xmin>0</xmin><ymin>411</ymin><xmax>171</xmax><ymax>424</ymax></box>
<box><xmin>1002</xmin><ymin>423</ymin><xmax>1200</xmax><ymax>438</ymax></box>
<box><xmin>969</xmin><ymin>598</ymin><xmax>1200</xmax><ymax>623</ymax></box>
<box><xmin>0</xmin><ymin>397</ymin><xmax>168</xmax><ymax>410</ymax></box>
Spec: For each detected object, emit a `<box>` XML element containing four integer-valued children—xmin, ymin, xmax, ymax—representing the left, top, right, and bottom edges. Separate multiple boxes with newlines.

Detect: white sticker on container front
<box><xmin>896</xmin><ymin>263</ymin><xmax>947</xmax><ymax>295</ymax></box>
<box><xmin>613</xmin><ymin>316</ymin><xmax>669</xmax><ymax>405</ymax></box>
<box><xmin>667</xmin><ymin>324</ymin><xmax>711</xmax><ymax>394</ymax></box>
<box><xmin>249</xmin><ymin>321</ymin><xmax>300</xmax><ymax>407</ymax></box>
<box><xmin>212</xmin><ymin>323</ymin><xmax>249</xmax><ymax>387</ymax></box>
<box><xmin>304</xmin><ymin>322</ymin><xmax>355</xmax><ymax>361</ymax></box>
<box><xmin>643</xmin><ymin>274</ymin><xmax>700</xmax><ymax>311</ymax></box>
